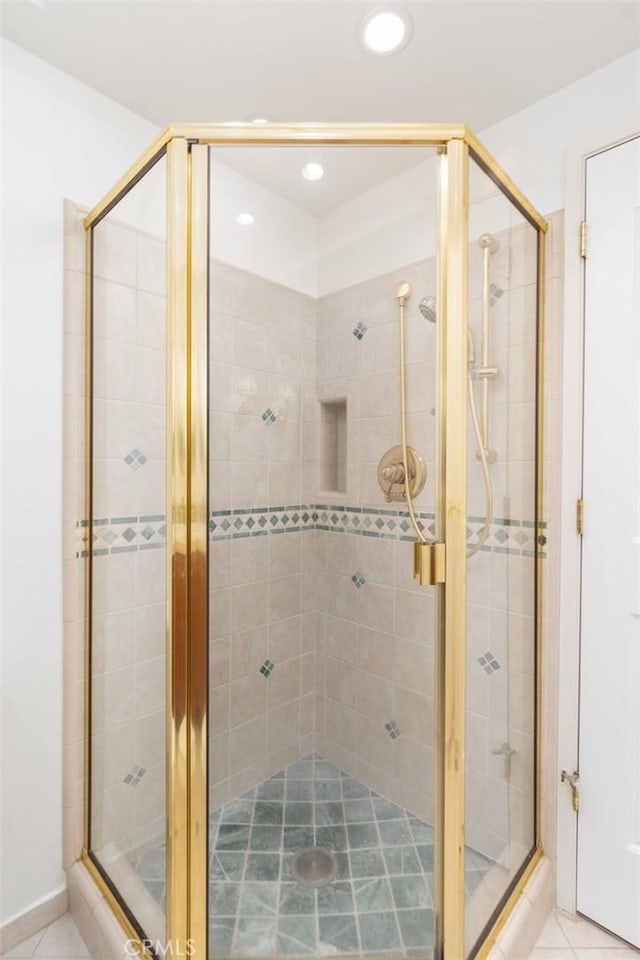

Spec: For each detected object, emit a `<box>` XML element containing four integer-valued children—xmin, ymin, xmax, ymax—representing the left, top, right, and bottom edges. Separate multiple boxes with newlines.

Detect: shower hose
<box><xmin>398</xmin><ymin>298</ymin><xmax>494</xmax><ymax>559</ymax></box>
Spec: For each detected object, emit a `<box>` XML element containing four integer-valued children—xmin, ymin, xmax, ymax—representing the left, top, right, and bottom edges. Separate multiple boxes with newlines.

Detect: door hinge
<box><xmin>561</xmin><ymin>769</ymin><xmax>581</xmax><ymax>812</ymax></box>
<box><xmin>414</xmin><ymin>541</ymin><xmax>445</xmax><ymax>586</ymax></box>
<box><xmin>577</xmin><ymin>498</ymin><xmax>585</xmax><ymax>536</ymax></box>
<box><xmin>579</xmin><ymin>220</ymin><xmax>588</xmax><ymax>259</ymax></box>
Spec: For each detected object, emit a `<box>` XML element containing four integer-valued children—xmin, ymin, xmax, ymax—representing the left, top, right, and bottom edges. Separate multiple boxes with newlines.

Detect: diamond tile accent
<box><xmin>385</xmin><ymin>720</ymin><xmax>402</xmax><ymax>740</ymax></box>
<box><xmin>489</xmin><ymin>282</ymin><xmax>504</xmax><ymax>305</ymax></box>
<box><xmin>477</xmin><ymin>651</ymin><xmax>501</xmax><ymax>675</ymax></box>
<box><xmin>261</xmin><ymin>408</ymin><xmax>277</xmax><ymax>424</ymax></box>
<box><xmin>123</xmin><ymin>764</ymin><xmax>146</xmax><ymax>787</ymax></box>
<box><xmin>123</xmin><ymin>448</ymin><xmax>147</xmax><ymax>471</ymax></box>
<box><xmin>351</xmin><ymin>572</ymin><xmax>366</xmax><ymax>589</ymax></box>
<box><xmin>352</xmin><ymin>321</ymin><xmax>367</xmax><ymax>340</ymax></box>
<box><xmin>260</xmin><ymin>659</ymin><xmax>275</xmax><ymax>678</ymax></box>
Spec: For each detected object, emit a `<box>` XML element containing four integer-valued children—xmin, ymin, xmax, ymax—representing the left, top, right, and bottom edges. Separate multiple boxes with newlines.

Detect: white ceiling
<box><xmin>2</xmin><ymin>1</ymin><xmax>639</xmax><ymax>214</ymax></box>
<box><xmin>214</xmin><ymin>145</ymin><xmax>435</xmax><ymax>215</ymax></box>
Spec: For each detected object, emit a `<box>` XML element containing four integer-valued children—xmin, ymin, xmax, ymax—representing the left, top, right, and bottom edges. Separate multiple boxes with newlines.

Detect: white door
<box><xmin>578</xmin><ymin>135</ymin><xmax>640</xmax><ymax>948</ymax></box>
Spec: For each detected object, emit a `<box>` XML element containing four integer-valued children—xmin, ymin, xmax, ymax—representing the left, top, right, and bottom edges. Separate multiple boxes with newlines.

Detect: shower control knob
<box><xmin>377</xmin><ymin>445</ymin><xmax>426</xmax><ymax>504</ymax></box>
<box><xmin>381</xmin><ymin>463</ymin><xmax>406</xmax><ymax>484</ymax></box>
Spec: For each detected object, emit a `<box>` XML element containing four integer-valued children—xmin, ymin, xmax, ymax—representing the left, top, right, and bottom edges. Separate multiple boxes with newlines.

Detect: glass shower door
<box><xmin>86</xmin><ymin>140</ymin><xmax>210</xmax><ymax>955</ymax></box>
<box><xmin>463</xmin><ymin>155</ymin><xmax>541</xmax><ymax>957</ymax></box>
<box><xmin>206</xmin><ymin>138</ymin><xmax>443</xmax><ymax>960</ymax></box>
<box><xmin>89</xmin><ymin>153</ymin><xmax>168</xmax><ymax>944</ymax></box>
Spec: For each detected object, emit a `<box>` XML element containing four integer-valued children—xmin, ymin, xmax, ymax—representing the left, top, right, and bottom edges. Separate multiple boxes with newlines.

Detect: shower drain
<box><xmin>290</xmin><ymin>847</ymin><xmax>338</xmax><ymax>888</ymax></box>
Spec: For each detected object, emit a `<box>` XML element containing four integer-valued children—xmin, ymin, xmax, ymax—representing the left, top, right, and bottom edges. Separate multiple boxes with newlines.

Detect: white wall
<box><xmin>0</xmin><ymin>38</ymin><xmax>161</xmax><ymax>927</ymax></box>
<box><xmin>317</xmin><ymin>48</ymin><xmax>640</xmax><ymax>294</ymax></box>
<box><xmin>317</xmin><ymin>155</ymin><xmax>439</xmax><ymax>294</ymax></box>
<box><xmin>210</xmin><ymin>157</ymin><xmax>318</xmax><ymax>294</ymax></box>
<box><xmin>109</xmin><ymin>154</ymin><xmax>319</xmax><ymax>295</ymax></box>
<box><xmin>481</xmin><ymin>47</ymin><xmax>640</xmax><ymax>217</ymax></box>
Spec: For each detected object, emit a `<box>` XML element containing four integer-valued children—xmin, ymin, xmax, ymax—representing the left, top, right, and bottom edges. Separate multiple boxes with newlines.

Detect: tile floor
<box><xmin>530</xmin><ymin>912</ymin><xmax>640</xmax><ymax>959</ymax></box>
<box><xmin>0</xmin><ymin>916</ymin><xmax>89</xmax><ymax>960</ymax></box>
<box><xmin>131</xmin><ymin>752</ymin><xmax>493</xmax><ymax>958</ymax></box>
<box><xmin>4</xmin><ymin>898</ymin><xmax>639</xmax><ymax>960</ymax></box>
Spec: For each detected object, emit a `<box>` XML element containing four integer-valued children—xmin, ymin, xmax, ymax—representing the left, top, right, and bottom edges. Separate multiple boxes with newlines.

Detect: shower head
<box><xmin>419</xmin><ymin>296</ymin><xmax>437</xmax><ymax>323</ymax></box>
<box><xmin>419</xmin><ymin>296</ymin><xmax>476</xmax><ymax>365</ymax></box>
<box><xmin>478</xmin><ymin>233</ymin><xmax>499</xmax><ymax>255</ymax></box>
<box><xmin>395</xmin><ymin>280</ymin><xmax>411</xmax><ymax>304</ymax></box>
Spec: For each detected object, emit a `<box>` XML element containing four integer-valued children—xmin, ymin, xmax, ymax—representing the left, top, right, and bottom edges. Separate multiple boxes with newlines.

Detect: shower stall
<box><xmin>81</xmin><ymin>124</ymin><xmax>545</xmax><ymax>960</ymax></box>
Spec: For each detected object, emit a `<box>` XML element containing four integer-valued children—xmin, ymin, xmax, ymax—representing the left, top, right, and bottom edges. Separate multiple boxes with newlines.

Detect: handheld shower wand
<box><xmin>417</xmin><ymin>245</ymin><xmax>498</xmax><ymax>560</ymax></box>
<box><xmin>395</xmin><ymin>281</ymin><xmax>427</xmax><ymax>544</ymax></box>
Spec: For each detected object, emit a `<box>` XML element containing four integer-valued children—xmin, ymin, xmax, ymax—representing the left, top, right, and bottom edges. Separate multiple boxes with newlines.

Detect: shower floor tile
<box><xmin>130</xmin><ymin>753</ymin><xmax>493</xmax><ymax>958</ymax></box>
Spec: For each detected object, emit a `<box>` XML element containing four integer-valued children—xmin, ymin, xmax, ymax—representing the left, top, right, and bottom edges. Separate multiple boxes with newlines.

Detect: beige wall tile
<box><xmin>268</xmin><ymin>574</ymin><xmax>301</xmax><ymax>622</ymax></box>
<box><xmin>268</xmin><ymin>616</ymin><xmax>301</xmax><ymax>663</ymax></box>
<box><xmin>267</xmin><ymin>657</ymin><xmax>301</xmax><ymax>711</ymax></box>
<box><xmin>230</xmin><ymin>626</ymin><xmax>268</xmax><ymax>680</ymax></box>
<box><xmin>230</xmin><ymin>672</ymin><xmax>267</xmax><ymax>727</ymax></box>
<box><xmin>229</xmin><ymin>716</ymin><xmax>266</xmax><ymax>776</ymax></box>
<box><xmin>267</xmin><ymin>699</ymin><xmax>301</xmax><ymax>754</ymax></box>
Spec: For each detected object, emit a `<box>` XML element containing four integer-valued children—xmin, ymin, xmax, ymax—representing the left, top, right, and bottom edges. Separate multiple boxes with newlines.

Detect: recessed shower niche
<box><xmin>318</xmin><ymin>397</ymin><xmax>347</xmax><ymax>495</ymax></box>
<box><xmin>79</xmin><ymin>125</ymin><xmax>546</xmax><ymax>960</ymax></box>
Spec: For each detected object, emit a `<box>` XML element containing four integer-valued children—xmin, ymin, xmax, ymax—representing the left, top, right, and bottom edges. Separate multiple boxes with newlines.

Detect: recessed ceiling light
<box><xmin>236</xmin><ymin>213</ymin><xmax>255</xmax><ymax>225</ymax></box>
<box><xmin>361</xmin><ymin>9</ymin><xmax>412</xmax><ymax>55</ymax></box>
<box><xmin>302</xmin><ymin>162</ymin><xmax>325</xmax><ymax>182</ymax></box>
<box><xmin>244</xmin><ymin>115</ymin><xmax>270</xmax><ymax>125</ymax></box>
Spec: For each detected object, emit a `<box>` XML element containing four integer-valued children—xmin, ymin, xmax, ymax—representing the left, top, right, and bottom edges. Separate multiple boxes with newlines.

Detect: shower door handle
<box><xmin>414</xmin><ymin>541</ymin><xmax>445</xmax><ymax>586</ymax></box>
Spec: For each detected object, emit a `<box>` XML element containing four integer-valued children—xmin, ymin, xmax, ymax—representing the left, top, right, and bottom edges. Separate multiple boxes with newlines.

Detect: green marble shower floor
<box><xmin>131</xmin><ymin>753</ymin><xmax>493</xmax><ymax>957</ymax></box>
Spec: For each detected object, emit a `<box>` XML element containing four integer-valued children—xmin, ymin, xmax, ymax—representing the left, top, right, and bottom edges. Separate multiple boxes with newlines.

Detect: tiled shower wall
<box><xmin>464</xmin><ymin>211</ymin><xmax>563</xmax><ymax>868</ymax></box>
<box><xmin>313</xmin><ymin>212</ymin><xmax>564</xmax><ymax>865</ymax></box>
<box><xmin>464</xmin><ymin>218</ymin><xmax>539</xmax><ymax>867</ymax></box>
<box><xmin>313</xmin><ymin>260</ymin><xmax>438</xmax><ymax>823</ymax></box>
<box><xmin>207</xmin><ymin>261</ymin><xmax>319</xmax><ymax>812</ymax></box>
<box><xmin>63</xmin><ymin>201</ymin><xmax>168</xmax><ymax>869</ymax></box>
<box><xmin>89</xmin><ymin>213</ymin><xmax>167</xmax><ymax>859</ymax></box>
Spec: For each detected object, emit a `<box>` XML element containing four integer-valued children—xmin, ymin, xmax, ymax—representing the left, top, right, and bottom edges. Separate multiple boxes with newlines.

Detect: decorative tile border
<box><xmin>76</xmin><ymin>505</ymin><xmax>545</xmax><ymax>558</ymax></box>
<box><xmin>314</xmin><ymin>505</ymin><xmax>434</xmax><ymax>541</ymax></box>
<box><xmin>75</xmin><ymin>515</ymin><xmax>165</xmax><ymax>558</ymax></box>
<box><xmin>209</xmin><ymin>505</ymin><xmax>317</xmax><ymax>540</ymax></box>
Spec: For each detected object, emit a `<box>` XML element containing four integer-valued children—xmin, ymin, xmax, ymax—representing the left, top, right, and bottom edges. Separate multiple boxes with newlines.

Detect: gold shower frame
<box><xmin>82</xmin><ymin>123</ymin><xmax>547</xmax><ymax>960</ymax></box>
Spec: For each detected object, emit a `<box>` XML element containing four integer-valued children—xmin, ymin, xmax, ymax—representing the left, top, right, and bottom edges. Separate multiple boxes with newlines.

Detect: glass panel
<box><xmin>464</xmin><ymin>158</ymin><xmax>539</xmax><ymax>954</ymax></box>
<box><xmin>90</xmin><ymin>155</ymin><xmax>167</xmax><ymax>941</ymax></box>
<box><xmin>207</xmin><ymin>144</ymin><xmax>440</xmax><ymax>959</ymax></box>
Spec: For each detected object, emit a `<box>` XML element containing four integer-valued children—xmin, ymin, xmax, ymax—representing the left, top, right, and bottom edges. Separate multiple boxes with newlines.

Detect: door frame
<box><xmin>556</xmin><ymin>126</ymin><xmax>640</xmax><ymax>915</ymax></box>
